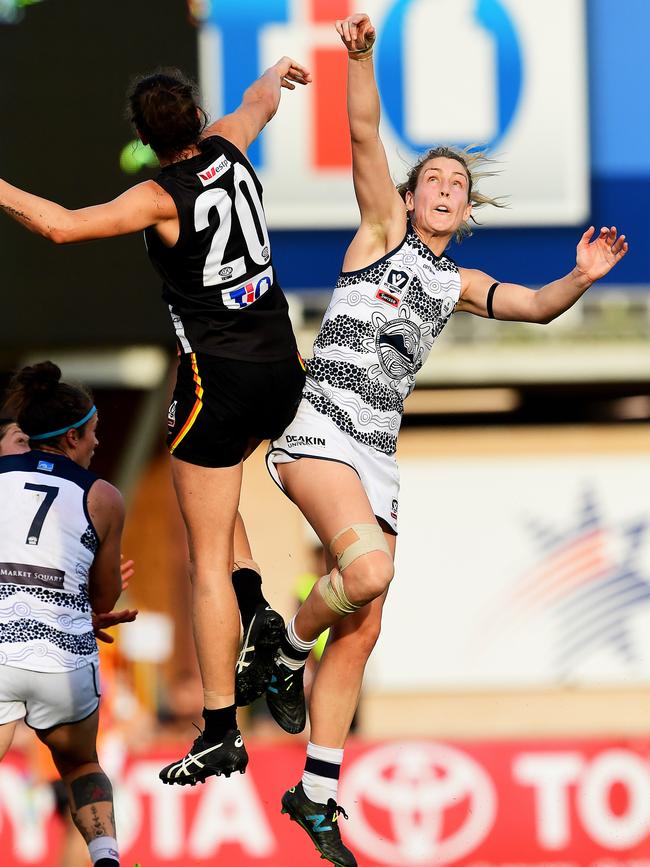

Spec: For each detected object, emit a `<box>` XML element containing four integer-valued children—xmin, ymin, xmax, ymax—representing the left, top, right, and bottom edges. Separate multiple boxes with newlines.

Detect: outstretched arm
<box><xmin>206</xmin><ymin>56</ymin><xmax>311</xmax><ymax>154</ymax></box>
<box><xmin>0</xmin><ymin>178</ymin><xmax>176</xmax><ymax>244</ymax></box>
<box><xmin>457</xmin><ymin>226</ymin><xmax>629</xmax><ymax>322</ymax></box>
<box><xmin>336</xmin><ymin>13</ymin><xmax>406</xmax><ymax>267</ymax></box>
<box><xmin>337</xmin><ymin>15</ymin><xmax>403</xmax><ymax>225</ymax></box>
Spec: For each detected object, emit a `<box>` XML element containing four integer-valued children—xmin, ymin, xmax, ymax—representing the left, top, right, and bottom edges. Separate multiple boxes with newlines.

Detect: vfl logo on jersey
<box><xmin>376</xmin><ymin>267</ymin><xmax>412</xmax><ymax>307</ymax></box>
<box><xmin>223</xmin><ymin>266</ymin><xmax>273</xmax><ymax>310</ymax></box>
<box><xmin>383</xmin><ymin>268</ymin><xmax>411</xmax><ymax>294</ymax></box>
<box><xmin>167</xmin><ymin>400</ymin><xmax>177</xmax><ymax>429</ymax></box>
<box><xmin>197</xmin><ymin>155</ymin><xmax>232</xmax><ymax>187</ymax></box>
<box><xmin>37</xmin><ymin>460</ymin><xmax>54</xmax><ymax>472</ymax></box>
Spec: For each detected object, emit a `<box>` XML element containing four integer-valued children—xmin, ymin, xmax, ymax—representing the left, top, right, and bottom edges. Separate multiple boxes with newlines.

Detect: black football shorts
<box><xmin>166</xmin><ymin>351</ymin><xmax>306</xmax><ymax>468</ymax></box>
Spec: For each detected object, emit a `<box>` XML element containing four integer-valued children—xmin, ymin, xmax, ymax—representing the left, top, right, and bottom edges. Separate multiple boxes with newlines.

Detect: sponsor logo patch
<box><xmin>286</xmin><ymin>435</ymin><xmax>326</xmax><ymax>448</ymax></box>
<box><xmin>197</xmin><ymin>155</ymin><xmax>231</xmax><ymax>187</ymax></box>
<box><xmin>37</xmin><ymin>460</ymin><xmax>54</xmax><ymax>472</ymax></box>
<box><xmin>0</xmin><ymin>562</ymin><xmax>65</xmax><ymax>590</ymax></box>
<box><xmin>167</xmin><ymin>400</ymin><xmax>177</xmax><ymax>428</ymax></box>
<box><xmin>223</xmin><ymin>266</ymin><xmax>273</xmax><ymax>310</ymax></box>
<box><xmin>391</xmin><ymin>498</ymin><xmax>399</xmax><ymax>521</ymax></box>
<box><xmin>376</xmin><ymin>289</ymin><xmax>400</xmax><ymax>307</ymax></box>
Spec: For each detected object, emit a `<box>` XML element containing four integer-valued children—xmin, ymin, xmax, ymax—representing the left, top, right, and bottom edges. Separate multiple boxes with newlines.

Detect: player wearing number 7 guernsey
<box><xmin>0</xmin><ymin>59</ymin><xmax>312</xmax><ymax>783</ymax></box>
<box><xmin>0</xmin><ymin>361</ymin><xmax>125</xmax><ymax>867</ymax></box>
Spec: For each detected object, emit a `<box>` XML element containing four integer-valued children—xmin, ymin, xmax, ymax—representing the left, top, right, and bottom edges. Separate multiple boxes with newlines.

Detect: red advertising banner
<box><xmin>2</xmin><ymin>737</ymin><xmax>649</xmax><ymax>866</ymax></box>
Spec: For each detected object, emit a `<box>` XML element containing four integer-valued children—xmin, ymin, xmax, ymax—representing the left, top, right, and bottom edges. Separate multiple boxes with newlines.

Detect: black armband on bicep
<box><xmin>486</xmin><ymin>282</ymin><xmax>500</xmax><ymax>319</ymax></box>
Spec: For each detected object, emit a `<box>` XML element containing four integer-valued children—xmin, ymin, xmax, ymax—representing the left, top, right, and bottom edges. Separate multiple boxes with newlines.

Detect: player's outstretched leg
<box><xmin>159</xmin><ymin>726</ymin><xmax>248</xmax><ymax>786</ymax></box>
<box><xmin>281</xmin><ymin>782</ymin><xmax>357</xmax><ymax>867</ymax></box>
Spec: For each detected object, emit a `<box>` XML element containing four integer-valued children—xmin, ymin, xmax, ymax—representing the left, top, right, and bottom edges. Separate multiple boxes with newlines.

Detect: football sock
<box><xmin>202</xmin><ymin>704</ymin><xmax>237</xmax><ymax>743</ymax></box>
<box><xmin>276</xmin><ymin>616</ymin><xmax>317</xmax><ymax>671</ymax></box>
<box><xmin>302</xmin><ymin>742</ymin><xmax>343</xmax><ymax>804</ymax></box>
<box><xmin>232</xmin><ymin>567</ymin><xmax>267</xmax><ymax>632</ymax></box>
<box><xmin>88</xmin><ymin>836</ymin><xmax>119</xmax><ymax>866</ymax></box>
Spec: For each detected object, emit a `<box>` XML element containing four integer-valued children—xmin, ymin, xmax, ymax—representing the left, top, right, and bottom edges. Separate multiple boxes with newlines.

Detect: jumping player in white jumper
<box><xmin>259</xmin><ymin>13</ymin><xmax>629</xmax><ymax>867</ymax></box>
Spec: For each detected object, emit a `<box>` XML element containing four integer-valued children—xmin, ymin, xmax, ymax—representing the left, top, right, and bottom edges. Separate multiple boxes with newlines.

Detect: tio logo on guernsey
<box><xmin>200</xmin><ymin>0</ymin><xmax>589</xmax><ymax>229</ymax></box>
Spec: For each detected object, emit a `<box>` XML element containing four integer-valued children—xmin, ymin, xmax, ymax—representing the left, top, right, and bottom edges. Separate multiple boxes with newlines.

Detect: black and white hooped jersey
<box><xmin>145</xmin><ymin>135</ymin><xmax>297</xmax><ymax>361</ymax></box>
<box><xmin>304</xmin><ymin>220</ymin><xmax>462</xmax><ymax>455</ymax></box>
<box><xmin>0</xmin><ymin>451</ymin><xmax>99</xmax><ymax>673</ymax></box>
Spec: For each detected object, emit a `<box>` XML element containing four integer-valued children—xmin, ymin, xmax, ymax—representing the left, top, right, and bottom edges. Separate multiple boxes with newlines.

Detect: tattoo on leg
<box><xmin>90</xmin><ymin>805</ymin><xmax>105</xmax><ymax>838</ymax></box>
<box><xmin>70</xmin><ymin>772</ymin><xmax>113</xmax><ymax>810</ymax></box>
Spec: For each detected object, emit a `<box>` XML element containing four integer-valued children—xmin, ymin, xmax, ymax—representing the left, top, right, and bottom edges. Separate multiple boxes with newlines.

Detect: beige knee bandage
<box><xmin>318</xmin><ymin>569</ymin><xmax>359</xmax><ymax>616</ymax></box>
<box><xmin>329</xmin><ymin>523</ymin><xmax>391</xmax><ymax>572</ymax></box>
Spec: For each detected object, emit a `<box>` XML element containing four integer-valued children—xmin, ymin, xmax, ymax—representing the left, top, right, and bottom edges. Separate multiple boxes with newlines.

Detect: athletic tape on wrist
<box><xmin>348</xmin><ymin>47</ymin><xmax>374</xmax><ymax>60</ymax></box>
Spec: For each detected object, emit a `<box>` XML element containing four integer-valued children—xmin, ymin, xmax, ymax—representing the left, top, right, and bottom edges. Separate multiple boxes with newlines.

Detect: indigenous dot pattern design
<box><xmin>304</xmin><ymin>221</ymin><xmax>461</xmax><ymax>455</ymax></box>
<box><xmin>304</xmin><ymin>391</ymin><xmax>398</xmax><ymax>454</ymax></box>
<box><xmin>314</xmin><ymin>315</ymin><xmax>375</xmax><ymax>354</ymax></box>
<box><xmin>80</xmin><ymin>525</ymin><xmax>98</xmax><ymax>554</ymax></box>
<box><xmin>0</xmin><ymin>584</ymin><xmax>96</xmax><ymax>669</ymax></box>
<box><xmin>0</xmin><ymin>620</ymin><xmax>95</xmax><ymax>657</ymax></box>
<box><xmin>0</xmin><ymin>464</ymin><xmax>98</xmax><ymax>672</ymax></box>
<box><xmin>307</xmin><ymin>358</ymin><xmax>403</xmax><ymax>414</ymax></box>
<box><xmin>0</xmin><ymin>584</ymin><xmax>90</xmax><ymax>613</ymax></box>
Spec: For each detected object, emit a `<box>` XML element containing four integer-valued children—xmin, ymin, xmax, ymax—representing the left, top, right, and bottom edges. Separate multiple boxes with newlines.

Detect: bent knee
<box><xmin>344</xmin><ymin>551</ymin><xmax>394</xmax><ymax>604</ymax></box>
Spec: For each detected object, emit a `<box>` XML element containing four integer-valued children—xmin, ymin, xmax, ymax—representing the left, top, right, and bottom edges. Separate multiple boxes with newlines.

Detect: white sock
<box><xmin>88</xmin><ymin>835</ymin><xmax>119</xmax><ymax>865</ymax></box>
<box><xmin>302</xmin><ymin>741</ymin><xmax>344</xmax><ymax>805</ymax></box>
<box><xmin>277</xmin><ymin>615</ymin><xmax>318</xmax><ymax>671</ymax></box>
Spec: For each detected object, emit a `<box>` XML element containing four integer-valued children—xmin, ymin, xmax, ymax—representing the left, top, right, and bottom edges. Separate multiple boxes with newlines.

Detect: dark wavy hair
<box><xmin>3</xmin><ymin>361</ymin><xmax>93</xmax><ymax>445</ymax></box>
<box><xmin>127</xmin><ymin>68</ymin><xmax>208</xmax><ymax>161</ymax></box>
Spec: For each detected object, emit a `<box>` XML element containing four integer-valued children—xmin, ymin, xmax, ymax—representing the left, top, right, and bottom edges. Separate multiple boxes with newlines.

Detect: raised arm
<box><xmin>457</xmin><ymin>226</ymin><xmax>629</xmax><ymax>323</ymax></box>
<box><xmin>0</xmin><ymin>178</ymin><xmax>176</xmax><ymax>244</ymax></box>
<box><xmin>336</xmin><ymin>14</ymin><xmax>406</xmax><ymax>266</ymax></box>
<box><xmin>205</xmin><ymin>56</ymin><xmax>311</xmax><ymax>154</ymax></box>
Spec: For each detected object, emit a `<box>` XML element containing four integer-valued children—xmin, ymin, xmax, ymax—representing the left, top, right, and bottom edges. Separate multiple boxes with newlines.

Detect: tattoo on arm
<box><xmin>1</xmin><ymin>204</ymin><xmax>31</xmax><ymax>222</ymax></box>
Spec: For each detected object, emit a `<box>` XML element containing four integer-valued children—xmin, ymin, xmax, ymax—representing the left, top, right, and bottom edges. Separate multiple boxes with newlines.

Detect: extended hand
<box><xmin>93</xmin><ymin>608</ymin><xmax>139</xmax><ymax>644</ymax></box>
<box><xmin>576</xmin><ymin>226</ymin><xmax>628</xmax><ymax>283</ymax></box>
<box><xmin>336</xmin><ymin>13</ymin><xmax>376</xmax><ymax>53</ymax></box>
<box><xmin>274</xmin><ymin>56</ymin><xmax>312</xmax><ymax>90</ymax></box>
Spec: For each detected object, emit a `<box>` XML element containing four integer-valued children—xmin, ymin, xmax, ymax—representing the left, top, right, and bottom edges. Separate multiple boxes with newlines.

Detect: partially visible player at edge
<box><xmin>0</xmin><ymin>59</ymin><xmax>312</xmax><ymax>783</ymax></box>
<box><xmin>250</xmin><ymin>12</ymin><xmax>628</xmax><ymax>867</ymax></box>
<box><xmin>0</xmin><ymin>362</ymin><xmax>127</xmax><ymax>867</ymax></box>
<box><xmin>0</xmin><ymin>417</ymin><xmax>138</xmax><ymax>641</ymax></box>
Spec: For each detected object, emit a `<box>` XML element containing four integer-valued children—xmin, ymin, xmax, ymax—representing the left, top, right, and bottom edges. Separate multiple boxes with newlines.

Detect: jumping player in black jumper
<box><xmin>0</xmin><ymin>57</ymin><xmax>312</xmax><ymax>783</ymax></box>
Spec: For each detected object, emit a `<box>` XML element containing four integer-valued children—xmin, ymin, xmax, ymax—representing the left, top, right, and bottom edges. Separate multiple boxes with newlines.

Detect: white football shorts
<box><xmin>0</xmin><ymin>661</ymin><xmax>100</xmax><ymax>730</ymax></box>
<box><xmin>267</xmin><ymin>397</ymin><xmax>400</xmax><ymax>534</ymax></box>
